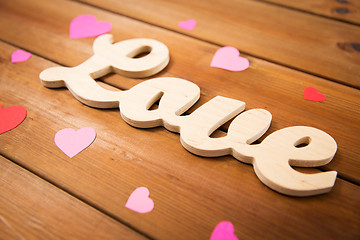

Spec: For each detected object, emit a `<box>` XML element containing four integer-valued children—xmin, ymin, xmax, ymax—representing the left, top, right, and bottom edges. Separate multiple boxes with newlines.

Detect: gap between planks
<box><xmin>0</xmin><ymin>152</ymin><xmax>156</xmax><ymax>240</ymax></box>
<box><xmin>72</xmin><ymin>0</ymin><xmax>360</xmax><ymax>90</ymax></box>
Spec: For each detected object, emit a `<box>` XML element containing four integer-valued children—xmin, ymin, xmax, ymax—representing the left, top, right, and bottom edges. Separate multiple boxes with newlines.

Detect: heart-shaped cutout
<box><xmin>70</xmin><ymin>14</ymin><xmax>112</xmax><ymax>39</ymax></box>
<box><xmin>0</xmin><ymin>104</ymin><xmax>27</xmax><ymax>134</ymax></box>
<box><xmin>210</xmin><ymin>221</ymin><xmax>238</xmax><ymax>240</ymax></box>
<box><xmin>178</xmin><ymin>19</ymin><xmax>197</xmax><ymax>30</ymax></box>
<box><xmin>211</xmin><ymin>46</ymin><xmax>249</xmax><ymax>71</ymax></box>
<box><xmin>126</xmin><ymin>187</ymin><xmax>154</xmax><ymax>214</ymax></box>
<box><xmin>55</xmin><ymin>127</ymin><xmax>96</xmax><ymax>158</ymax></box>
<box><xmin>11</xmin><ymin>50</ymin><xmax>32</xmax><ymax>63</ymax></box>
<box><xmin>304</xmin><ymin>87</ymin><xmax>326</xmax><ymax>102</ymax></box>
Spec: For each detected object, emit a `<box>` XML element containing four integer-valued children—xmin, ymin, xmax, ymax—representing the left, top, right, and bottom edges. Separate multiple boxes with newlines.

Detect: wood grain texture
<box><xmin>1</xmin><ymin>0</ymin><xmax>360</xmax><ymax>239</ymax></box>
<box><xmin>76</xmin><ymin>0</ymin><xmax>360</xmax><ymax>88</ymax></box>
<box><xmin>0</xmin><ymin>38</ymin><xmax>359</xmax><ymax>240</ymax></box>
<box><xmin>0</xmin><ymin>0</ymin><xmax>359</xmax><ymax>184</ymax></box>
<box><xmin>0</xmin><ymin>156</ymin><xmax>147</xmax><ymax>240</ymax></box>
<box><xmin>257</xmin><ymin>0</ymin><xmax>360</xmax><ymax>25</ymax></box>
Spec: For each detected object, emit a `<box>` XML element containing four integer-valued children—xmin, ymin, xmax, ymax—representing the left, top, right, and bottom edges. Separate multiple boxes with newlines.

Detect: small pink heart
<box><xmin>11</xmin><ymin>50</ymin><xmax>32</xmax><ymax>63</ymax></box>
<box><xmin>210</xmin><ymin>221</ymin><xmax>238</xmax><ymax>240</ymax></box>
<box><xmin>55</xmin><ymin>127</ymin><xmax>96</xmax><ymax>158</ymax></box>
<box><xmin>126</xmin><ymin>187</ymin><xmax>154</xmax><ymax>214</ymax></box>
<box><xmin>304</xmin><ymin>87</ymin><xmax>326</xmax><ymax>102</ymax></box>
<box><xmin>178</xmin><ymin>19</ymin><xmax>197</xmax><ymax>30</ymax></box>
<box><xmin>70</xmin><ymin>14</ymin><xmax>112</xmax><ymax>39</ymax></box>
<box><xmin>211</xmin><ymin>46</ymin><xmax>249</xmax><ymax>71</ymax></box>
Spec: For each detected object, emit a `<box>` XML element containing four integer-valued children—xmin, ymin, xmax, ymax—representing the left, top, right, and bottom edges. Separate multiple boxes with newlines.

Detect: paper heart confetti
<box><xmin>211</xmin><ymin>46</ymin><xmax>249</xmax><ymax>71</ymax></box>
<box><xmin>69</xmin><ymin>14</ymin><xmax>112</xmax><ymax>39</ymax></box>
<box><xmin>11</xmin><ymin>50</ymin><xmax>32</xmax><ymax>63</ymax></box>
<box><xmin>210</xmin><ymin>221</ymin><xmax>238</xmax><ymax>240</ymax></box>
<box><xmin>0</xmin><ymin>104</ymin><xmax>27</xmax><ymax>134</ymax></box>
<box><xmin>55</xmin><ymin>127</ymin><xmax>96</xmax><ymax>158</ymax></box>
<box><xmin>304</xmin><ymin>87</ymin><xmax>326</xmax><ymax>102</ymax></box>
<box><xmin>125</xmin><ymin>187</ymin><xmax>154</xmax><ymax>214</ymax></box>
<box><xmin>178</xmin><ymin>19</ymin><xmax>197</xmax><ymax>30</ymax></box>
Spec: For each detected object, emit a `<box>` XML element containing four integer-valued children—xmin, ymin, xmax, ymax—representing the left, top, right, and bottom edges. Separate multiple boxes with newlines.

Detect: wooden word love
<box><xmin>40</xmin><ymin>34</ymin><xmax>337</xmax><ymax>197</ymax></box>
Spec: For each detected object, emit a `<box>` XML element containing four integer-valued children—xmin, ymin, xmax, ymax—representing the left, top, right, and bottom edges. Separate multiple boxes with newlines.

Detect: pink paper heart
<box><xmin>70</xmin><ymin>14</ymin><xmax>112</xmax><ymax>39</ymax></box>
<box><xmin>126</xmin><ymin>187</ymin><xmax>154</xmax><ymax>214</ymax></box>
<box><xmin>55</xmin><ymin>127</ymin><xmax>96</xmax><ymax>158</ymax></box>
<box><xmin>11</xmin><ymin>50</ymin><xmax>32</xmax><ymax>63</ymax></box>
<box><xmin>210</xmin><ymin>221</ymin><xmax>238</xmax><ymax>240</ymax></box>
<box><xmin>304</xmin><ymin>87</ymin><xmax>326</xmax><ymax>102</ymax></box>
<box><xmin>211</xmin><ymin>46</ymin><xmax>249</xmax><ymax>71</ymax></box>
<box><xmin>178</xmin><ymin>19</ymin><xmax>197</xmax><ymax>30</ymax></box>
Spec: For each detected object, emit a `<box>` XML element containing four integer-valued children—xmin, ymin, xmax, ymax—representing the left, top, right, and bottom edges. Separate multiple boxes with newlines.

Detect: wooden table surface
<box><xmin>0</xmin><ymin>0</ymin><xmax>359</xmax><ymax>239</ymax></box>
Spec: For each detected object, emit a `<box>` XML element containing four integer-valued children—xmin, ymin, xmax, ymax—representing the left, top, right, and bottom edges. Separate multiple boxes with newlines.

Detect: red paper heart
<box><xmin>304</xmin><ymin>87</ymin><xmax>326</xmax><ymax>102</ymax></box>
<box><xmin>0</xmin><ymin>104</ymin><xmax>27</xmax><ymax>134</ymax></box>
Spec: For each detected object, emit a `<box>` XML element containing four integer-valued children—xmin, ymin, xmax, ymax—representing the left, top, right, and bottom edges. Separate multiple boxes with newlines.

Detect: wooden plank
<box><xmin>0</xmin><ymin>156</ymin><xmax>147</xmax><ymax>240</ymax></box>
<box><xmin>257</xmin><ymin>0</ymin><xmax>360</xmax><ymax>25</ymax></box>
<box><xmin>0</xmin><ymin>0</ymin><xmax>359</xmax><ymax>184</ymax></box>
<box><xmin>75</xmin><ymin>0</ymin><xmax>360</xmax><ymax>88</ymax></box>
<box><xmin>0</xmin><ymin>40</ymin><xmax>360</xmax><ymax>240</ymax></box>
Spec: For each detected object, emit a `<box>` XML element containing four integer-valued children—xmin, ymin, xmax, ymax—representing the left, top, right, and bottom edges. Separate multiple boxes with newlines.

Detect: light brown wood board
<box><xmin>76</xmin><ymin>0</ymin><xmax>360</xmax><ymax>88</ymax></box>
<box><xmin>257</xmin><ymin>0</ymin><xmax>360</xmax><ymax>25</ymax></box>
<box><xmin>1</xmin><ymin>39</ymin><xmax>360</xmax><ymax>239</ymax></box>
<box><xmin>0</xmin><ymin>0</ymin><xmax>359</xmax><ymax>183</ymax></box>
<box><xmin>0</xmin><ymin>156</ymin><xmax>148</xmax><ymax>240</ymax></box>
<box><xmin>0</xmin><ymin>0</ymin><xmax>360</xmax><ymax>239</ymax></box>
